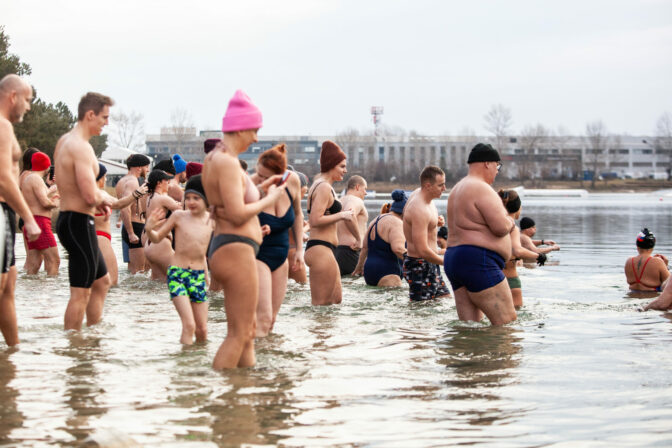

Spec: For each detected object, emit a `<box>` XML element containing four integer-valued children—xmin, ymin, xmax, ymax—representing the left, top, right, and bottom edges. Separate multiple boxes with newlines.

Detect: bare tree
<box><xmin>517</xmin><ymin>124</ymin><xmax>548</xmax><ymax>184</ymax></box>
<box><xmin>584</xmin><ymin>120</ymin><xmax>610</xmax><ymax>189</ymax></box>
<box><xmin>166</xmin><ymin>107</ymin><xmax>195</xmax><ymax>153</ymax></box>
<box><xmin>483</xmin><ymin>104</ymin><xmax>513</xmax><ymax>153</ymax></box>
<box><xmin>109</xmin><ymin>110</ymin><xmax>145</xmax><ymax>151</ymax></box>
<box><xmin>655</xmin><ymin>112</ymin><xmax>672</xmax><ymax>178</ymax></box>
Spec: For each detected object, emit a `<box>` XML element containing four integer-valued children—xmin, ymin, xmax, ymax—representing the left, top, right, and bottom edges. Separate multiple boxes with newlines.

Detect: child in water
<box><xmin>145</xmin><ymin>175</ymin><xmax>213</xmax><ymax>344</ymax></box>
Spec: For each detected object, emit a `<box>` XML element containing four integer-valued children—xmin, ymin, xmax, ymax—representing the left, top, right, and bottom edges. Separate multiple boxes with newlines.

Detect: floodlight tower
<box><xmin>371</xmin><ymin>106</ymin><xmax>384</xmax><ymax>137</ymax></box>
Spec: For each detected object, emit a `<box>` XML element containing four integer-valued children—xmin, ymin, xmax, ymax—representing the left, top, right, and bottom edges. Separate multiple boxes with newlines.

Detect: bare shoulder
<box><xmin>0</xmin><ymin>117</ymin><xmax>12</xmax><ymax>135</ymax></box>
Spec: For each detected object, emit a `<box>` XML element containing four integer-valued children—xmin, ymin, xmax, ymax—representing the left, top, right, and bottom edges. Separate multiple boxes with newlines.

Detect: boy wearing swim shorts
<box><xmin>145</xmin><ymin>175</ymin><xmax>213</xmax><ymax>345</ymax></box>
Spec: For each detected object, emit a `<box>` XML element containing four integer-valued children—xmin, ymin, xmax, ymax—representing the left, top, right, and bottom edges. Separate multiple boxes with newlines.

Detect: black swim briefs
<box><xmin>57</xmin><ymin>211</ymin><xmax>107</xmax><ymax>288</ymax></box>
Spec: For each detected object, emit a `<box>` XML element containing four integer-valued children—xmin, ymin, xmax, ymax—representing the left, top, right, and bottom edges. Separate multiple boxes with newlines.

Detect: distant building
<box><xmin>145</xmin><ymin>130</ymin><xmax>668</xmax><ymax>182</ymax></box>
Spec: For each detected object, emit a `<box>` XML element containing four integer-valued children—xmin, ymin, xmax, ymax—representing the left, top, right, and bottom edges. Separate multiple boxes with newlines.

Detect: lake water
<box><xmin>1</xmin><ymin>192</ymin><xmax>672</xmax><ymax>447</ymax></box>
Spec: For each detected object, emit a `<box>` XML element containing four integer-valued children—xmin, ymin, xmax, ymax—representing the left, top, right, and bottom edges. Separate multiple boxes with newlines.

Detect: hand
<box><xmin>552</xmin><ymin>245</ymin><xmax>561</xmax><ymax>251</ymax></box>
<box><xmin>96</xmin><ymin>204</ymin><xmax>111</xmax><ymax>219</ymax></box>
<box><xmin>654</xmin><ymin>253</ymin><xmax>668</xmax><ymax>265</ymax></box>
<box><xmin>259</xmin><ymin>175</ymin><xmax>284</xmax><ymax>194</ymax></box>
<box><xmin>261</xmin><ymin>224</ymin><xmax>271</xmax><ymax>237</ymax></box>
<box><xmin>135</xmin><ymin>184</ymin><xmax>148</xmax><ymax>197</ymax></box>
<box><xmin>23</xmin><ymin>219</ymin><xmax>42</xmax><ymax>242</ymax></box>
<box><xmin>116</xmin><ymin>220</ymin><xmax>122</xmax><ymax>228</ymax></box>
<box><xmin>352</xmin><ymin>266</ymin><xmax>363</xmax><ymax>276</ymax></box>
<box><xmin>129</xmin><ymin>233</ymin><xmax>139</xmax><ymax>244</ymax></box>
<box><xmin>145</xmin><ymin>207</ymin><xmax>166</xmax><ymax>232</ymax></box>
<box><xmin>290</xmin><ymin>249</ymin><xmax>305</xmax><ymax>272</ymax></box>
<box><xmin>350</xmin><ymin>241</ymin><xmax>361</xmax><ymax>251</ymax></box>
<box><xmin>437</xmin><ymin>215</ymin><xmax>445</xmax><ymax>227</ymax></box>
<box><xmin>536</xmin><ymin>252</ymin><xmax>547</xmax><ymax>266</ymax></box>
<box><xmin>340</xmin><ymin>209</ymin><xmax>354</xmax><ymax>221</ymax></box>
<box><xmin>545</xmin><ymin>239</ymin><xmax>556</xmax><ymax>245</ymax></box>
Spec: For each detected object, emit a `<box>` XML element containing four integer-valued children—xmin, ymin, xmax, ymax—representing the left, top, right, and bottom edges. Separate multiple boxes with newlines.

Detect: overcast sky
<box><xmin>4</xmin><ymin>0</ymin><xmax>672</xmax><ymax>139</ymax></box>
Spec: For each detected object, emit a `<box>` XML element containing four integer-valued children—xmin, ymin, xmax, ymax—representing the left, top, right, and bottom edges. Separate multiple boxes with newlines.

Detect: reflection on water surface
<box><xmin>0</xmin><ymin>193</ymin><xmax>671</xmax><ymax>446</ymax></box>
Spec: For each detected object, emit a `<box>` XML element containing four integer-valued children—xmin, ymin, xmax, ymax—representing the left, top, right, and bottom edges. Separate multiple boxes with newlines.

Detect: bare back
<box><xmin>53</xmin><ymin>131</ymin><xmax>99</xmax><ymax>215</ymax></box>
<box><xmin>337</xmin><ymin>194</ymin><xmax>367</xmax><ymax>247</ymax></box>
<box><xmin>625</xmin><ymin>254</ymin><xmax>669</xmax><ymax>291</ymax></box>
<box><xmin>21</xmin><ymin>172</ymin><xmax>53</xmax><ymax>217</ymax></box>
<box><xmin>446</xmin><ymin>175</ymin><xmax>513</xmax><ymax>260</ymax></box>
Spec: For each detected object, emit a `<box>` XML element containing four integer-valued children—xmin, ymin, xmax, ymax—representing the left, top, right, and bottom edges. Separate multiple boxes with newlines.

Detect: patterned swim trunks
<box><xmin>167</xmin><ymin>265</ymin><xmax>207</xmax><ymax>303</ymax></box>
<box><xmin>402</xmin><ymin>255</ymin><xmax>449</xmax><ymax>301</ymax></box>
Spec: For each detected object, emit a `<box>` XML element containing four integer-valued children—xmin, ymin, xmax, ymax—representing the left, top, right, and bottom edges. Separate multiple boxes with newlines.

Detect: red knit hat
<box><xmin>31</xmin><ymin>152</ymin><xmax>51</xmax><ymax>172</ymax></box>
<box><xmin>320</xmin><ymin>140</ymin><xmax>346</xmax><ymax>173</ymax></box>
<box><xmin>186</xmin><ymin>162</ymin><xmax>203</xmax><ymax>180</ymax></box>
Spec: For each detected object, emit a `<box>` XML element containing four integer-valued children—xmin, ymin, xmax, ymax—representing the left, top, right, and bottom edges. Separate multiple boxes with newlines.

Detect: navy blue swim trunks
<box><xmin>443</xmin><ymin>245</ymin><xmax>505</xmax><ymax>293</ymax></box>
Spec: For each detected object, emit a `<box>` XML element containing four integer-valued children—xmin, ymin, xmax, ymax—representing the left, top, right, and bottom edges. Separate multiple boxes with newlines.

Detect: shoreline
<box><xmin>362</xmin><ymin>179</ymin><xmax>672</xmax><ymax>194</ymax></box>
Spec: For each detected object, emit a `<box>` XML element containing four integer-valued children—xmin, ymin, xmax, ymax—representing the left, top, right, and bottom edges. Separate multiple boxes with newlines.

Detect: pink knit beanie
<box><xmin>221</xmin><ymin>90</ymin><xmax>263</xmax><ymax>133</ymax></box>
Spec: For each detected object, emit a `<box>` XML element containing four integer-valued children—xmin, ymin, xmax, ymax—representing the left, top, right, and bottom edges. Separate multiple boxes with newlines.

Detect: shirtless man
<box><xmin>54</xmin><ymin>92</ymin><xmax>115</xmax><ymax>331</ymax></box>
<box><xmin>20</xmin><ymin>151</ymin><xmax>60</xmax><ymax>275</ymax></box>
<box><xmin>443</xmin><ymin>143</ymin><xmax>517</xmax><ymax>325</ymax></box>
<box><xmin>116</xmin><ymin>154</ymin><xmax>151</xmax><ymax>274</ymax></box>
<box><xmin>0</xmin><ymin>74</ymin><xmax>41</xmax><ymax>346</ymax></box>
<box><xmin>519</xmin><ymin>217</ymin><xmax>560</xmax><ymax>254</ymax></box>
<box><xmin>402</xmin><ymin>166</ymin><xmax>449</xmax><ymax>301</ymax></box>
<box><xmin>334</xmin><ymin>175</ymin><xmax>366</xmax><ymax>276</ymax></box>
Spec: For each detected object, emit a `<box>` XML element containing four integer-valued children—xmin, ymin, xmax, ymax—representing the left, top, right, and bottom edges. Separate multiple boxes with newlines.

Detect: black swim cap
<box><xmin>126</xmin><ymin>154</ymin><xmax>151</xmax><ymax>169</ymax></box>
<box><xmin>184</xmin><ymin>174</ymin><xmax>208</xmax><ymax>205</ymax></box>
<box><xmin>636</xmin><ymin>228</ymin><xmax>656</xmax><ymax>249</ymax></box>
<box><xmin>520</xmin><ymin>217</ymin><xmax>535</xmax><ymax>230</ymax></box>
<box><xmin>437</xmin><ymin>226</ymin><xmax>448</xmax><ymax>240</ymax></box>
<box><xmin>467</xmin><ymin>143</ymin><xmax>501</xmax><ymax>164</ymax></box>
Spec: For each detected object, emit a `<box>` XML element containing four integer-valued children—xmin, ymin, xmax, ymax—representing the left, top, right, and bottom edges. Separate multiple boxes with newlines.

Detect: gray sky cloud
<box><xmin>4</xmin><ymin>0</ymin><xmax>672</xmax><ymax>138</ymax></box>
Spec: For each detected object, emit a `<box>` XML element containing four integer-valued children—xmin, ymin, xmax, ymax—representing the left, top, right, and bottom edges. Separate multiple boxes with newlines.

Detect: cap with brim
<box><xmin>467</xmin><ymin>143</ymin><xmax>501</xmax><ymax>164</ymax></box>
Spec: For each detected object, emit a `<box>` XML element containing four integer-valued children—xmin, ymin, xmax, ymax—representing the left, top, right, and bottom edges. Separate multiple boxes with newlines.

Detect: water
<box><xmin>2</xmin><ymin>192</ymin><xmax>672</xmax><ymax>446</ymax></box>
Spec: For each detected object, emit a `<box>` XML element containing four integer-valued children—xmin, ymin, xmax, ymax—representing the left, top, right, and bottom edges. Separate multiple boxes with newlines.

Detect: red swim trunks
<box><xmin>24</xmin><ymin>215</ymin><xmax>57</xmax><ymax>251</ymax></box>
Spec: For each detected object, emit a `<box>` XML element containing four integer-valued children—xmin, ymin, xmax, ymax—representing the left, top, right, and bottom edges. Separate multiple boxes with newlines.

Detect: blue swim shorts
<box><xmin>443</xmin><ymin>245</ymin><xmax>505</xmax><ymax>293</ymax></box>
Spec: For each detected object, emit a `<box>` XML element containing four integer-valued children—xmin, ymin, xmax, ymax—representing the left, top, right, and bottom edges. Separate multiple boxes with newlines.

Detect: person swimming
<box><xmin>625</xmin><ymin>228</ymin><xmax>669</xmax><ymax>292</ymax></box>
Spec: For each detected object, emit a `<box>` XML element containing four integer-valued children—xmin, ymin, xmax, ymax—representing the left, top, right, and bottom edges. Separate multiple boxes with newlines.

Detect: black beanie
<box><xmin>154</xmin><ymin>159</ymin><xmax>176</xmax><ymax>175</ymax></box>
<box><xmin>467</xmin><ymin>143</ymin><xmax>501</xmax><ymax>164</ymax></box>
<box><xmin>126</xmin><ymin>154</ymin><xmax>151</xmax><ymax>169</ymax></box>
<box><xmin>184</xmin><ymin>174</ymin><xmax>207</xmax><ymax>205</ymax></box>
<box><xmin>520</xmin><ymin>217</ymin><xmax>535</xmax><ymax>230</ymax></box>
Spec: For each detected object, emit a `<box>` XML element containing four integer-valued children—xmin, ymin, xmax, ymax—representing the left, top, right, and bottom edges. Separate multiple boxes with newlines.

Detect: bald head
<box><xmin>0</xmin><ymin>74</ymin><xmax>33</xmax><ymax>123</ymax></box>
<box><xmin>0</xmin><ymin>74</ymin><xmax>30</xmax><ymax>97</ymax></box>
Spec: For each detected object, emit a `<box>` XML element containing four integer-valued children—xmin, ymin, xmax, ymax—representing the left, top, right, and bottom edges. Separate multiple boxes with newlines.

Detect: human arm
<box><xmin>144</xmin><ymin>207</ymin><xmax>177</xmax><ymax>244</ymax></box>
<box><xmin>388</xmin><ymin>221</ymin><xmax>407</xmax><ymax>260</ymax></box>
<box><xmin>212</xmin><ymin>159</ymin><xmax>285</xmax><ymax>225</ymax></box>
<box><xmin>308</xmin><ymin>183</ymin><xmax>353</xmax><ymax>229</ymax></box>
<box><xmin>644</xmin><ymin>279</ymin><xmax>672</xmax><ymax>311</ymax></box>
<box><xmin>475</xmin><ymin>188</ymin><xmax>515</xmax><ymax>237</ymax></box>
<box><xmin>110</xmin><ymin>184</ymin><xmax>148</xmax><ymax>210</ymax></box>
<box><xmin>288</xmin><ymin>174</ymin><xmax>305</xmax><ymax>273</ymax></box>
<box><xmin>511</xmin><ymin>226</ymin><xmax>546</xmax><ymax>265</ymax></box>
<box><xmin>352</xmin><ymin>221</ymin><xmax>372</xmax><ymax>276</ymax></box>
<box><xmin>28</xmin><ymin>176</ymin><xmax>58</xmax><ymax>210</ymax></box>
<box><xmin>0</xmin><ymin>123</ymin><xmax>40</xmax><ymax>240</ymax></box>
<box><xmin>411</xmin><ymin>212</ymin><xmax>443</xmax><ymax>265</ymax></box>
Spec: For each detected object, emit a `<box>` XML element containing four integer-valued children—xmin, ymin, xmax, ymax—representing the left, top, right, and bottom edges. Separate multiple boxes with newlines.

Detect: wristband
<box><xmin>541</xmin><ymin>239</ymin><xmax>545</xmax><ymax>245</ymax></box>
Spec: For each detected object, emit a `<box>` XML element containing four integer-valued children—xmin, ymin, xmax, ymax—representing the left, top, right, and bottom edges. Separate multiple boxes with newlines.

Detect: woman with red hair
<box><xmin>250</xmin><ymin>143</ymin><xmax>305</xmax><ymax>336</ymax></box>
<box><xmin>305</xmin><ymin>141</ymin><xmax>357</xmax><ymax>305</ymax></box>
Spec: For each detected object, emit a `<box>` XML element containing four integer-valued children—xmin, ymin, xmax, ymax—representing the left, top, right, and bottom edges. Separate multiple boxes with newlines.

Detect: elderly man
<box><xmin>444</xmin><ymin>143</ymin><xmax>517</xmax><ymax>325</ymax></box>
<box><xmin>335</xmin><ymin>175</ymin><xmax>367</xmax><ymax>276</ymax></box>
<box><xmin>0</xmin><ymin>74</ymin><xmax>41</xmax><ymax>346</ymax></box>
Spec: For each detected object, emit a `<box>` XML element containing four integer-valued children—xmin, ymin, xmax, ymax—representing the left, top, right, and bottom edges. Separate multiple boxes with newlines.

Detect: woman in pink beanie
<box><xmin>203</xmin><ymin>90</ymin><xmax>286</xmax><ymax>370</ymax></box>
<box><xmin>304</xmin><ymin>140</ymin><xmax>358</xmax><ymax>306</ymax></box>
